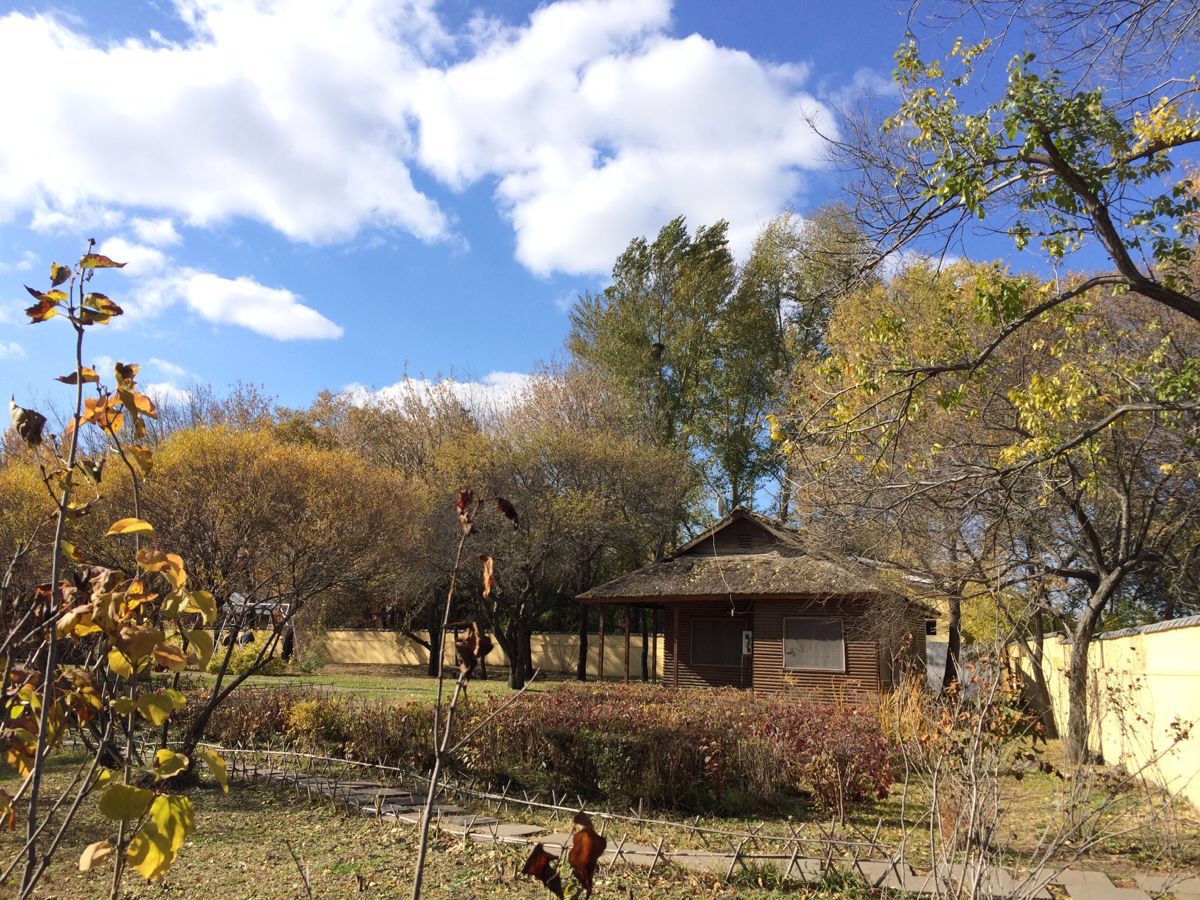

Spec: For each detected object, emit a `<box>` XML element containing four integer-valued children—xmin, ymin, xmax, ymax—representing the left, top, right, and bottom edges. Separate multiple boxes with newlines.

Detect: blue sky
<box><xmin>0</xmin><ymin>0</ymin><xmax>936</xmax><ymax>412</ymax></box>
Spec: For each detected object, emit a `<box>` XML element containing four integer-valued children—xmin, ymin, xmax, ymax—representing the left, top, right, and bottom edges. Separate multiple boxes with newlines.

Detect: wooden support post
<box><xmin>650</xmin><ymin>608</ymin><xmax>658</xmax><ymax>683</ymax></box>
<box><xmin>672</xmin><ymin>606</ymin><xmax>680</xmax><ymax>688</ymax></box>
<box><xmin>624</xmin><ymin>607</ymin><xmax>631</xmax><ymax>683</ymax></box>
<box><xmin>598</xmin><ymin>604</ymin><xmax>606</xmax><ymax>682</ymax></box>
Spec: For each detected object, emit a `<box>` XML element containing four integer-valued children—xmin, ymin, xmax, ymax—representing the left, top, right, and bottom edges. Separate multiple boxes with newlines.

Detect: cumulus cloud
<box><xmin>96</xmin><ymin>237</ymin><xmax>342</xmax><ymax>340</ymax></box>
<box><xmin>413</xmin><ymin>1</ymin><xmax>835</xmax><ymax>272</ymax></box>
<box><xmin>0</xmin><ymin>250</ymin><xmax>37</xmax><ymax>274</ymax></box>
<box><xmin>0</xmin><ymin>340</ymin><xmax>26</xmax><ymax>359</ymax></box>
<box><xmin>0</xmin><ymin>1</ymin><xmax>448</xmax><ymax>244</ymax></box>
<box><xmin>0</xmin><ymin>0</ymin><xmax>838</xmax><ymax>276</ymax></box>
<box><xmin>131</xmin><ymin>217</ymin><xmax>182</xmax><ymax>247</ymax></box>
<box><xmin>344</xmin><ymin>371</ymin><xmax>531</xmax><ymax>412</ymax></box>
<box><xmin>143</xmin><ymin>381</ymin><xmax>193</xmax><ymax>405</ymax></box>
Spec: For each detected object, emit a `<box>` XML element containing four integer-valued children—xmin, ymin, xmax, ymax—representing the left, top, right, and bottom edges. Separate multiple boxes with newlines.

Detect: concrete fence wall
<box><xmin>1012</xmin><ymin>617</ymin><xmax>1200</xmax><ymax>809</ymax></box>
<box><xmin>323</xmin><ymin>629</ymin><xmax>666</xmax><ymax>680</ymax></box>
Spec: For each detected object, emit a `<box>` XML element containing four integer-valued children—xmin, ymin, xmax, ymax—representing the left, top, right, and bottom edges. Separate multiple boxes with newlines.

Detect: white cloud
<box><xmin>0</xmin><ymin>250</ymin><xmax>37</xmax><ymax>274</ymax></box>
<box><xmin>149</xmin><ymin>357</ymin><xmax>189</xmax><ymax>377</ymax></box>
<box><xmin>0</xmin><ymin>0</ymin><xmax>837</xmax><ymax>276</ymax></box>
<box><xmin>345</xmin><ymin>371</ymin><xmax>531</xmax><ymax>411</ymax></box>
<box><xmin>131</xmin><ymin>217</ymin><xmax>181</xmax><ymax>246</ymax></box>
<box><xmin>0</xmin><ymin>1</ymin><xmax>448</xmax><ymax>244</ymax></box>
<box><xmin>143</xmin><ymin>381</ymin><xmax>192</xmax><ymax>405</ymax></box>
<box><xmin>0</xmin><ymin>340</ymin><xmax>26</xmax><ymax>359</ymax></box>
<box><xmin>95</xmin><ymin>237</ymin><xmax>342</xmax><ymax>340</ymax></box>
<box><xmin>414</xmin><ymin>3</ymin><xmax>836</xmax><ymax>273</ymax></box>
<box><xmin>173</xmin><ymin>270</ymin><xmax>343</xmax><ymax>340</ymax></box>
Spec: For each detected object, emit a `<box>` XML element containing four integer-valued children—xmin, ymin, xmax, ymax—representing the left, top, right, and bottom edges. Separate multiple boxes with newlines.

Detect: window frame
<box><xmin>689</xmin><ymin>617</ymin><xmax>747</xmax><ymax>668</ymax></box>
<box><xmin>781</xmin><ymin>615</ymin><xmax>846</xmax><ymax>674</ymax></box>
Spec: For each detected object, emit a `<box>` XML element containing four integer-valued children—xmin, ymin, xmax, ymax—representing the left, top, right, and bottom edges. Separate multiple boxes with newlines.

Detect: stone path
<box><xmin>240</xmin><ymin>765</ymin><xmax>1200</xmax><ymax>899</ymax></box>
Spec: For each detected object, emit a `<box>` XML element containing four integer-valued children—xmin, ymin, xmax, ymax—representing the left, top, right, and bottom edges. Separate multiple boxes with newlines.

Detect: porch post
<box><xmin>672</xmin><ymin>606</ymin><xmax>680</xmax><ymax>688</ymax></box>
<box><xmin>598</xmin><ymin>604</ymin><xmax>606</xmax><ymax>682</ymax></box>
<box><xmin>650</xmin><ymin>607</ymin><xmax>658</xmax><ymax>683</ymax></box>
<box><xmin>624</xmin><ymin>607</ymin><xmax>631</xmax><ymax>683</ymax></box>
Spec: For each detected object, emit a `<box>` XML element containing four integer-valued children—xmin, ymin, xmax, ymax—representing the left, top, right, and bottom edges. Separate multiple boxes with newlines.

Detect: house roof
<box><xmin>578</xmin><ymin>508</ymin><xmax>905</xmax><ymax>604</ymax></box>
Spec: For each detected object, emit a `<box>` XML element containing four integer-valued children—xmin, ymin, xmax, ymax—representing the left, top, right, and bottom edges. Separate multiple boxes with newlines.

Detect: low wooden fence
<box><xmin>322</xmin><ymin>630</ymin><xmax>666</xmax><ymax>680</ymax></box>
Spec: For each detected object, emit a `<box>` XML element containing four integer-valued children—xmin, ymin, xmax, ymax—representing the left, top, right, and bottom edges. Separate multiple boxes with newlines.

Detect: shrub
<box><xmin>180</xmin><ymin>687</ymin><xmax>300</xmax><ymax>747</ymax></box>
<box><xmin>792</xmin><ymin>704</ymin><xmax>893</xmax><ymax>820</ymax></box>
<box><xmin>206</xmin><ymin>639</ymin><xmax>286</xmax><ymax>678</ymax></box>
<box><xmin>461</xmin><ymin>685</ymin><xmax>893</xmax><ymax>815</ymax></box>
<box><xmin>201</xmin><ymin>683</ymin><xmax>895</xmax><ymax>816</ymax></box>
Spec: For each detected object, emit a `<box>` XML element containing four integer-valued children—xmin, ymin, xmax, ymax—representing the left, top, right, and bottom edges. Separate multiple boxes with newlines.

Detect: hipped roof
<box><xmin>578</xmin><ymin>509</ymin><xmax>902</xmax><ymax>604</ymax></box>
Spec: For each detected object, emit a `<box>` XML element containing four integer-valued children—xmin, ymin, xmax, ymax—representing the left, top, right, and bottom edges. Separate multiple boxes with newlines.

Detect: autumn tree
<box><xmin>787</xmin><ymin>260</ymin><xmax>1200</xmax><ymax>762</ymax></box>
<box><xmin>431</xmin><ymin>369</ymin><xmax>688</xmax><ymax>689</ymax></box>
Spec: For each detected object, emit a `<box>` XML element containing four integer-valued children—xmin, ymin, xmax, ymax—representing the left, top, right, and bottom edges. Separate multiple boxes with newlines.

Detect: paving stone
<box><xmin>467</xmin><ymin>823</ymin><xmax>547</xmax><ymax>843</ymax></box>
<box><xmin>438</xmin><ymin>815</ymin><xmax>501</xmax><ymax>835</ymax></box>
<box><xmin>666</xmin><ymin>852</ymin><xmax>729</xmax><ymax>874</ymax></box>
<box><xmin>539</xmin><ymin>832</ymin><xmax>575</xmax><ymax>854</ymax></box>
<box><xmin>1135</xmin><ymin>873</ymin><xmax>1200</xmax><ymax>896</ymax></box>
<box><xmin>844</xmin><ymin>858</ymin><xmax>912</xmax><ymax>891</ymax></box>
<box><xmin>1054</xmin><ymin>869</ymin><xmax>1152</xmax><ymax>900</ymax></box>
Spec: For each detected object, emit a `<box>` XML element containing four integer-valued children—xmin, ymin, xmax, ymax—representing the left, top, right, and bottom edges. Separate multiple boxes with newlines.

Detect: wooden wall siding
<box><xmin>753</xmin><ymin>600</ymin><xmax>881</xmax><ymax>702</ymax></box>
<box><xmin>663</xmin><ymin>602</ymin><xmax>753</xmax><ymax>688</ymax></box>
<box><xmin>680</xmin><ymin>516</ymin><xmax>778</xmax><ymax>557</ymax></box>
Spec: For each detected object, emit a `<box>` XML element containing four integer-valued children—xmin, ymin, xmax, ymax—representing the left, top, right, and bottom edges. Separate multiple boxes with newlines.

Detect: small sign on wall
<box><xmin>742</xmin><ymin>630</ymin><xmax>753</xmax><ymax>656</ymax></box>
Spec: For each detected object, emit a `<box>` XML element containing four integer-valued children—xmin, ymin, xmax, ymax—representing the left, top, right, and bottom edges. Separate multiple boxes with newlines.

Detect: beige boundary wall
<box><xmin>1012</xmin><ymin>616</ymin><xmax>1200</xmax><ymax>809</ymax></box>
<box><xmin>323</xmin><ymin>630</ymin><xmax>666</xmax><ymax>680</ymax></box>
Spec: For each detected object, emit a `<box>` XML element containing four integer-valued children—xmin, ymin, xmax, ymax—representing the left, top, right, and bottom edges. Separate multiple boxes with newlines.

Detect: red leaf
<box><xmin>522</xmin><ymin>844</ymin><xmax>564</xmax><ymax>898</ymax></box>
<box><xmin>454</xmin><ymin>622</ymin><xmax>493</xmax><ymax>678</ymax></box>
<box><xmin>479</xmin><ymin>554</ymin><xmax>495</xmax><ymax>598</ymax></box>
<box><xmin>496</xmin><ymin>497</ymin><xmax>519</xmax><ymax>530</ymax></box>
<box><xmin>567</xmin><ymin>812</ymin><xmax>606</xmax><ymax>896</ymax></box>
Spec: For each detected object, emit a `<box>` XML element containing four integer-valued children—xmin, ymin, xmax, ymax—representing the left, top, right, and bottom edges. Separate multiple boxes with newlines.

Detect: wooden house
<box><xmin>577</xmin><ymin>509</ymin><xmax>930</xmax><ymax>702</ymax></box>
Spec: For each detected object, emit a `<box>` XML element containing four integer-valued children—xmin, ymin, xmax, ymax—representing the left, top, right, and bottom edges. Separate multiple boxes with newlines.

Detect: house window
<box><xmin>691</xmin><ymin>618</ymin><xmax>744</xmax><ymax>667</ymax></box>
<box><xmin>925</xmin><ymin>619</ymin><xmax>938</xmax><ymax>636</ymax></box>
<box><xmin>783</xmin><ymin>617</ymin><xmax>845</xmax><ymax>672</ymax></box>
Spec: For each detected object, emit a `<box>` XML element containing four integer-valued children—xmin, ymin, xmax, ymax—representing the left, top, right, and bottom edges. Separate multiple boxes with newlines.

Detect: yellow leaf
<box><xmin>50</xmin><ymin>262</ymin><xmax>71</xmax><ymax>287</ymax></box>
<box><xmin>152</xmin><ymin>643</ymin><xmax>188</xmax><ymax>672</ymax></box>
<box><xmin>185</xmin><ymin>590</ymin><xmax>217</xmax><ymax>625</ymax></box>
<box><xmin>80</xmin><ymin>253</ymin><xmax>126</xmax><ymax>270</ymax></box>
<box><xmin>185</xmin><ymin>629</ymin><xmax>214</xmax><ymax>668</ymax></box>
<box><xmin>106</xmin><ymin>518</ymin><xmax>154</xmax><ymax>537</ymax></box>
<box><xmin>126</xmin><ymin>794</ymin><xmax>193</xmax><ymax>881</ymax></box>
<box><xmin>137</xmin><ymin>549</ymin><xmax>185</xmax><ymax>588</ymax></box>
<box><xmin>98</xmin><ymin>783</ymin><xmax>153</xmax><ymax>821</ymax></box>
<box><xmin>107</xmin><ymin>648</ymin><xmax>134</xmax><ymax>679</ymax></box>
<box><xmin>129</xmin><ymin>444</ymin><xmax>154</xmax><ymax>476</ymax></box>
<box><xmin>136</xmin><ymin>690</ymin><xmax>184</xmax><ymax>727</ymax></box>
<box><xmin>197</xmin><ymin>748</ymin><xmax>228</xmax><ymax>793</ymax></box>
<box><xmin>79</xmin><ymin>840</ymin><xmax>112</xmax><ymax>872</ymax></box>
<box><xmin>110</xmin><ymin>697</ymin><xmax>135</xmax><ymax>716</ymax></box>
<box><xmin>55</xmin><ymin>367</ymin><xmax>99</xmax><ymax>385</ymax></box>
<box><xmin>152</xmin><ymin>749</ymin><xmax>188</xmax><ymax>779</ymax></box>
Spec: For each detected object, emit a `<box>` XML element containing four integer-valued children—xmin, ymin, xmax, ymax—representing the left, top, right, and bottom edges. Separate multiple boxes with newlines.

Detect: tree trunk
<box><xmin>1063</xmin><ymin>568</ymin><xmax>1130</xmax><ymax>764</ymax></box>
<box><xmin>1064</xmin><ymin>631</ymin><xmax>1093</xmax><ymax>764</ymax></box>
<box><xmin>505</xmin><ymin>623</ymin><xmax>526</xmax><ymax>690</ymax></box>
<box><xmin>942</xmin><ymin>592</ymin><xmax>961</xmax><ymax>689</ymax></box>
<box><xmin>1028</xmin><ymin>612</ymin><xmax>1058</xmax><ymax>739</ymax></box>
<box><xmin>425</xmin><ymin>599</ymin><xmax>441</xmax><ymax>677</ymax></box>
<box><xmin>520</xmin><ymin>625</ymin><xmax>535</xmax><ymax>682</ymax></box>
<box><xmin>576</xmin><ymin>608</ymin><xmax>588</xmax><ymax>682</ymax></box>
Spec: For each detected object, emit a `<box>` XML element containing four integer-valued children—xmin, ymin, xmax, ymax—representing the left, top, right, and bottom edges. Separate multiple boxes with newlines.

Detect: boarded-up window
<box><xmin>783</xmin><ymin>617</ymin><xmax>845</xmax><ymax>672</ymax></box>
<box><xmin>691</xmin><ymin>618</ymin><xmax>744</xmax><ymax>667</ymax></box>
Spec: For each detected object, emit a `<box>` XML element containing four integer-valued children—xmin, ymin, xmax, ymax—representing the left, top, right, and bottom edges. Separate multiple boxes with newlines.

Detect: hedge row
<box><xmin>185</xmin><ymin>684</ymin><xmax>891</xmax><ymax>815</ymax></box>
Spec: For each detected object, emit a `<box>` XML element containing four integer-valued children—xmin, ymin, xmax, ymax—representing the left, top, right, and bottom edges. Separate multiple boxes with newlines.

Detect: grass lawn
<box><xmin>0</xmin><ymin>757</ymin><xmax>880</xmax><ymax>898</ymax></box>
<box><xmin>184</xmin><ymin>663</ymin><xmax>571</xmax><ymax>702</ymax></box>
